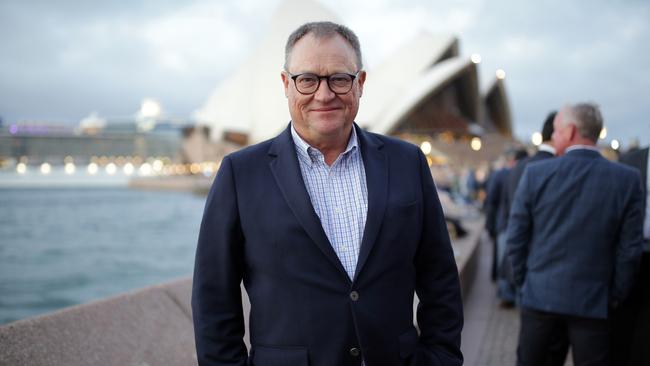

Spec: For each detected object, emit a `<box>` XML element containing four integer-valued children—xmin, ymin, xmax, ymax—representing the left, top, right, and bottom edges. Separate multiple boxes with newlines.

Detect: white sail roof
<box><xmin>194</xmin><ymin>0</ymin><xmax>340</xmax><ymax>143</ymax></box>
<box><xmin>195</xmin><ymin>0</ymin><xmax>510</xmax><ymax>143</ymax></box>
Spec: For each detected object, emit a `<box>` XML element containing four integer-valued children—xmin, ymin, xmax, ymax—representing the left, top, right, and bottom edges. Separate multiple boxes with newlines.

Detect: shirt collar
<box><xmin>565</xmin><ymin>144</ymin><xmax>600</xmax><ymax>153</ymax></box>
<box><xmin>290</xmin><ymin>122</ymin><xmax>359</xmax><ymax>166</ymax></box>
<box><xmin>538</xmin><ymin>143</ymin><xmax>556</xmax><ymax>155</ymax></box>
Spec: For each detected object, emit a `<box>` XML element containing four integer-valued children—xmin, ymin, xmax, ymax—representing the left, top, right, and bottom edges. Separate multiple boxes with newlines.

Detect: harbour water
<box><xmin>0</xmin><ymin>188</ymin><xmax>206</xmax><ymax>325</ymax></box>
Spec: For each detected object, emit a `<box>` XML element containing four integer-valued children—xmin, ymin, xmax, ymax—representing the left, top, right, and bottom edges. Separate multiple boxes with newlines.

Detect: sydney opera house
<box><xmin>0</xmin><ymin>0</ymin><xmax>515</xmax><ymax>181</ymax></box>
<box><xmin>195</xmin><ymin>0</ymin><xmax>513</xmax><ymax>167</ymax></box>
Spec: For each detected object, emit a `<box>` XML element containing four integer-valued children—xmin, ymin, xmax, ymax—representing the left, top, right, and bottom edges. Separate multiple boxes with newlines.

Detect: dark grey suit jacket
<box><xmin>507</xmin><ymin>148</ymin><xmax>644</xmax><ymax>319</ymax></box>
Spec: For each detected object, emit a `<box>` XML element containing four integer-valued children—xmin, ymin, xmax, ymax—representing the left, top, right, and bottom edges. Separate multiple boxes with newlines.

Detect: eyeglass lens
<box><xmin>295</xmin><ymin>73</ymin><xmax>354</xmax><ymax>94</ymax></box>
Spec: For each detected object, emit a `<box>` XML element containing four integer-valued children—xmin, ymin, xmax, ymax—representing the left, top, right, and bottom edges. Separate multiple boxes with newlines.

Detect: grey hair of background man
<box><xmin>284</xmin><ymin>21</ymin><xmax>363</xmax><ymax>71</ymax></box>
<box><xmin>560</xmin><ymin>103</ymin><xmax>604</xmax><ymax>143</ymax></box>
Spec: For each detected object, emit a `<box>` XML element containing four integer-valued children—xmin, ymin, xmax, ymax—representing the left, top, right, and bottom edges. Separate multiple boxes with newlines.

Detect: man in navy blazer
<box><xmin>506</xmin><ymin>103</ymin><xmax>644</xmax><ymax>366</ymax></box>
<box><xmin>192</xmin><ymin>21</ymin><xmax>463</xmax><ymax>366</ymax></box>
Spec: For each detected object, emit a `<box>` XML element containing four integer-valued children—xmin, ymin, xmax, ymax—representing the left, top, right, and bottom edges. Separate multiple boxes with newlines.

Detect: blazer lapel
<box><xmin>353</xmin><ymin>126</ymin><xmax>388</xmax><ymax>283</ymax></box>
<box><xmin>268</xmin><ymin>125</ymin><xmax>351</xmax><ymax>283</ymax></box>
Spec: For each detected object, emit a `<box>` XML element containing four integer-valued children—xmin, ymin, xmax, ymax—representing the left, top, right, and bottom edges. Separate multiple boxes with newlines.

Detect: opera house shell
<box><xmin>195</xmin><ymin>0</ymin><xmax>513</xmax><ymax>166</ymax></box>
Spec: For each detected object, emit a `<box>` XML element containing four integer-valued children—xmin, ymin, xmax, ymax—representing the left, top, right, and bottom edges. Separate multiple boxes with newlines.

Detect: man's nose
<box><xmin>313</xmin><ymin>78</ymin><xmax>336</xmax><ymax>101</ymax></box>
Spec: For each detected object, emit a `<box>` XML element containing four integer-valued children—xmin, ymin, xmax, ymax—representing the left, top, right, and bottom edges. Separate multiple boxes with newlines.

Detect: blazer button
<box><xmin>350</xmin><ymin>291</ymin><xmax>359</xmax><ymax>301</ymax></box>
<box><xmin>350</xmin><ymin>347</ymin><xmax>360</xmax><ymax>357</ymax></box>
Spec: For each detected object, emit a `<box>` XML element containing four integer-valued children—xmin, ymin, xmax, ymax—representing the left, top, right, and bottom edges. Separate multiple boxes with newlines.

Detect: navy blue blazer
<box><xmin>192</xmin><ymin>124</ymin><xmax>463</xmax><ymax>366</ymax></box>
<box><xmin>506</xmin><ymin>148</ymin><xmax>644</xmax><ymax>319</ymax></box>
<box><xmin>504</xmin><ymin>150</ymin><xmax>555</xmax><ymax>225</ymax></box>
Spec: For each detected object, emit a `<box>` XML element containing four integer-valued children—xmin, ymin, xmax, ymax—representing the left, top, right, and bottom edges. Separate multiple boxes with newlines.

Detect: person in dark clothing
<box><xmin>507</xmin><ymin>103</ymin><xmax>643</xmax><ymax>366</ymax></box>
<box><xmin>506</xmin><ymin>112</ymin><xmax>557</xmax><ymax>212</ymax></box>
<box><xmin>612</xmin><ymin>145</ymin><xmax>650</xmax><ymax>366</ymax></box>
<box><xmin>484</xmin><ymin>148</ymin><xmax>527</xmax><ymax>295</ymax></box>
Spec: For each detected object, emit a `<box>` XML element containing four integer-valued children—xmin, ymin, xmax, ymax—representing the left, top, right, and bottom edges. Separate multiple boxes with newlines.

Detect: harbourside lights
<box><xmin>420</xmin><ymin>141</ymin><xmax>432</xmax><ymax>155</ymax></box>
<box><xmin>470</xmin><ymin>137</ymin><xmax>482</xmax><ymax>151</ymax></box>
<box><xmin>106</xmin><ymin>163</ymin><xmax>117</xmax><ymax>175</ymax></box>
<box><xmin>87</xmin><ymin>163</ymin><xmax>99</xmax><ymax>175</ymax></box>
<box><xmin>40</xmin><ymin>163</ymin><xmax>52</xmax><ymax>175</ymax></box>
<box><xmin>599</xmin><ymin>127</ymin><xmax>607</xmax><ymax>140</ymax></box>
<box><xmin>139</xmin><ymin>98</ymin><xmax>162</xmax><ymax>119</ymax></box>
<box><xmin>611</xmin><ymin>139</ymin><xmax>620</xmax><ymax>150</ymax></box>
<box><xmin>123</xmin><ymin>163</ymin><xmax>135</xmax><ymax>176</ymax></box>
<box><xmin>496</xmin><ymin>69</ymin><xmax>506</xmax><ymax>79</ymax></box>
<box><xmin>16</xmin><ymin>163</ymin><xmax>27</xmax><ymax>174</ymax></box>
<box><xmin>152</xmin><ymin>159</ymin><xmax>164</xmax><ymax>172</ymax></box>
<box><xmin>471</xmin><ymin>53</ymin><xmax>482</xmax><ymax>64</ymax></box>
<box><xmin>174</xmin><ymin>164</ymin><xmax>187</xmax><ymax>175</ymax></box>
<box><xmin>202</xmin><ymin>162</ymin><xmax>220</xmax><ymax>176</ymax></box>
<box><xmin>139</xmin><ymin>163</ymin><xmax>153</xmax><ymax>176</ymax></box>
<box><xmin>64</xmin><ymin>163</ymin><xmax>76</xmax><ymax>175</ymax></box>
<box><xmin>531</xmin><ymin>132</ymin><xmax>543</xmax><ymax>146</ymax></box>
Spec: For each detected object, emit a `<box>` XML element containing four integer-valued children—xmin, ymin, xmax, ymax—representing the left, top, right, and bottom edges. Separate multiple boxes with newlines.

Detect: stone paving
<box><xmin>463</xmin><ymin>233</ymin><xmax>573</xmax><ymax>366</ymax></box>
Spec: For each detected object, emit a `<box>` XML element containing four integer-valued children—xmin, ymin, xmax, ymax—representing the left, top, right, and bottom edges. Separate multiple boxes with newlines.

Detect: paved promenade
<box><xmin>461</xmin><ymin>232</ymin><xmax>573</xmax><ymax>366</ymax></box>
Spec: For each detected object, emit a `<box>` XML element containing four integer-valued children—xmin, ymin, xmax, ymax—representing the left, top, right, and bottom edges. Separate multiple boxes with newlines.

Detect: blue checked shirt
<box><xmin>291</xmin><ymin>124</ymin><xmax>368</xmax><ymax>280</ymax></box>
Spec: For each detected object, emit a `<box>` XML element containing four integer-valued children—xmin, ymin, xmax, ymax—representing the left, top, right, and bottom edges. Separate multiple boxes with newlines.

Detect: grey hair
<box><xmin>561</xmin><ymin>103</ymin><xmax>603</xmax><ymax>142</ymax></box>
<box><xmin>284</xmin><ymin>21</ymin><xmax>363</xmax><ymax>71</ymax></box>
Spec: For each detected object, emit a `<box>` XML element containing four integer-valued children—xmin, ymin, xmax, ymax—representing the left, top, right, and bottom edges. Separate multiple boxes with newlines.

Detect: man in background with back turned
<box><xmin>507</xmin><ymin>103</ymin><xmax>644</xmax><ymax>366</ymax></box>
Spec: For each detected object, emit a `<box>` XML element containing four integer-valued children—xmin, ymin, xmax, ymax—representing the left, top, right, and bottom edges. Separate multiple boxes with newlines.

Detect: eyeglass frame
<box><xmin>287</xmin><ymin>71</ymin><xmax>360</xmax><ymax>95</ymax></box>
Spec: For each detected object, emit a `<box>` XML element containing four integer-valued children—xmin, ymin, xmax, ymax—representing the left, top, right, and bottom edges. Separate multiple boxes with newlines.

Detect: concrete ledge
<box><xmin>455</xmin><ymin>218</ymin><xmax>484</xmax><ymax>297</ymax></box>
<box><xmin>0</xmin><ymin>279</ymin><xmax>197</xmax><ymax>366</ymax></box>
<box><xmin>0</xmin><ymin>217</ymin><xmax>483</xmax><ymax>365</ymax></box>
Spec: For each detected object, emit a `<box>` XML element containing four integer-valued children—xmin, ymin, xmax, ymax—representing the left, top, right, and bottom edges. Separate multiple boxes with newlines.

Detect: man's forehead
<box><xmin>289</xmin><ymin>33</ymin><xmax>357</xmax><ymax>67</ymax></box>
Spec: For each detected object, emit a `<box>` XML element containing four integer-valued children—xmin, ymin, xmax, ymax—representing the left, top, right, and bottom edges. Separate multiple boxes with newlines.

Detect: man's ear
<box><xmin>357</xmin><ymin>70</ymin><xmax>366</xmax><ymax>97</ymax></box>
<box><xmin>281</xmin><ymin>71</ymin><xmax>290</xmax><ymax>98</ymax></box>
<box><xmin>568</xmin><ymin>124</ymin><xmax>577</xmax><ymax>141</ymax></box>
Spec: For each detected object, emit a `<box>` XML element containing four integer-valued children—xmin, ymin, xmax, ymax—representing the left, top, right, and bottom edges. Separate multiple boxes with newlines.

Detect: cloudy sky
<box><xmin>1</xmin><ymin>0</ymin><xmax>648</xmax><ymax>147</ymax></box>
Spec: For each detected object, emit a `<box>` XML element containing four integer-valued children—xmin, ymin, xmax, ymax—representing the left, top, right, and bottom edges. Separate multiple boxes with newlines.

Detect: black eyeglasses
<box><xmin>289</xmin><ymin>72</ymin><xmax>359</xmax><ymax>95</ymax></box>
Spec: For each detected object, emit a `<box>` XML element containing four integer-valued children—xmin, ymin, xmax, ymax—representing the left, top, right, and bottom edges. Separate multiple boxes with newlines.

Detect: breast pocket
<box><xmin>385</xmin><ymin>200</ymin><xmax>419</xmax><ymax>219</ymax></box>
<box><xmin>251</xmin><ymin>345</ymin><xmax>309</xmax><ymax>366</ymax></box>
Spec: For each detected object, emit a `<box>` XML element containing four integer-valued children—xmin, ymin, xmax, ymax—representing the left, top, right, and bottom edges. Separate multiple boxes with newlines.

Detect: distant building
<box><xmin>0</xmin><ymin>119</ymin><xmax>188</xmax><ymax>163</ymax></box>
<box><xmin>195</xmin><ymin>0</ymin><xmax>513</xmax><ymax>166</ymax></box>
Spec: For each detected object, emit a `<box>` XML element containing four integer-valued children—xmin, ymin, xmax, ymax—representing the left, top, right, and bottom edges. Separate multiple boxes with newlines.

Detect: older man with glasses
<box><xmin>192</xmin><ymin>21</ymin><xmax>463</xmax><ymax>366</ymax></box>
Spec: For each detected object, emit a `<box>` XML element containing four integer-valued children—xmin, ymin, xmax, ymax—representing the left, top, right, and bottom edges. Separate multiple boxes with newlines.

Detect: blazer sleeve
<box><xmin>611</xmin><ymin>170</ymin><xmax>645</xmax><ymax>305</ymax></box>
<box><xmin>192</xmin><ymin>156</ymin><xmax>248</xmax><ymax>366</ymax></box>
<box><xmin>413</xmin><ymin>150</ymin><xmax>464</xmax><ymax>366</ymax></box>
<box><xmin>506</xmin><ymin>167</ymin><xmax>533</xmax><ymax>287</ymax></box>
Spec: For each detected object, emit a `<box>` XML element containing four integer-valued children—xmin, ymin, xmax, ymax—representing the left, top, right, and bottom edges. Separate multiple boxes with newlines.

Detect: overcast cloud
<box><xmin>1</xmin><ymin>0</ymin><xmax>648</xmax><ymax>147</ymax></box>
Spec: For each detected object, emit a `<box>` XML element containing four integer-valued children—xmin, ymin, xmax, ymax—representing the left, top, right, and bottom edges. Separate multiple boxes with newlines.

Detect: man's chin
<box><xmin>309</xmin><ymin>119</ymin><xmax>350</xmax><ymax>133</ymax></box>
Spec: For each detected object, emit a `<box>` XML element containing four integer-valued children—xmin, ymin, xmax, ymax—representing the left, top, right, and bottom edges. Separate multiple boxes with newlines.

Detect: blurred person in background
<box><xmin>613</xmin><ymin>144</ymin><xmax>649</xmax><ymax>365</ymax></box>
<box><xmin>507</xmin><ymin>103</ymin><xmax>644</xmax><ymax>366</ymax></box>
<box><xmin>484</xmin><ymin>148</ymin><xmax>527</xmax><ymax>291</ymax></box>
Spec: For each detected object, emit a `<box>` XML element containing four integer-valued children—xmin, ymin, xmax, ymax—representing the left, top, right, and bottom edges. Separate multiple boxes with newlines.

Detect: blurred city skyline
<box><xmin>1</xmin><ymin>0</ymin><xmax>648</xmax><ymax>147</ymax></box>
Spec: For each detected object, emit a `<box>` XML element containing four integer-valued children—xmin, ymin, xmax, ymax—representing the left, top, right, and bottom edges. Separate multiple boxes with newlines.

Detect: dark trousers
<box><xmin>517</xmin><ymin>307</ymin><xmax>610</xmax><ymax>366</ymax></box>
<box><xmin>611</xmin><ymin>251</ymin><xmax>650</xmax><ymax>365</ymax></box>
